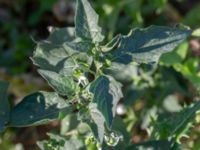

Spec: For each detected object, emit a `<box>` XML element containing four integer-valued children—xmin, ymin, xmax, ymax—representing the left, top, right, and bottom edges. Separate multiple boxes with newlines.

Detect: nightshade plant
<box><xmin>1</xmin><ymin>0</ymin><xmax>199</xmax><ymax>149</ymax></box>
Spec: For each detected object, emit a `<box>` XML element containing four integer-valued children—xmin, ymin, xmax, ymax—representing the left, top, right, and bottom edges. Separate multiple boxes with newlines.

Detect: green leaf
<box><xmin>192</xmin><ymin>28</ymin><xmax>200</xmax><ymax>37</ymax></box>
<box><xmin>48</xmin><ymin>27</ymin><xmax>75</xmax><ymax>45</ymax></box>
<box><xmin>106</xmin><ymin>25</ymin><xmax>191</xmax><ymax>64</ymax></box>
<box><xmin>183</xmin><ymin>4</ymin><xmax>200</xmax><ymax>28</ymax></box>
<box><xmin>63</xmin><ymin>42</ymin><xmax>94</xmax><ymax>55</ymax></box>
<box><xmin>60</xmin><ymin>114</ymin><xmax>80</xmax><ymax>135</ymax></box>
<box><xmin>9</xmin><ymin>91</ymin><xmax>72</xmax><ymax>127</ymax></box>
<box><xmin>152</xmin><ymin>101</ymin><xmax>200</xmax><ymax>141</ymax></box>
<box><xmin>32</xmin><ymin>41</ymin><xmax>72</xmax><ymax>72</ymax></box>
<box><xmin>160</xmin><ymin>42</ymin><xmax>189</xmax><ymax>66</ymax></box>
<box><xmin>88</xmin><ymin>103</ymin><xmax>105</xmax><ymax>143</ymax></box>
<box><xmin>32</xmin><ymin>28</ymin><xmax>93</xmax><ymax>74</ymax></box>
<box><xmin>75</xmin><ymin>0</ymin><xmax>104</xmax><ymax>43</ymax></box>
<box><xmin>126</xmin><ymin>140</ymin><xmax>181</xmax><ymax>150</ymax></box>
<box><xmin>89</xmin><ymin>75</ymin><xmax>123</xmax><ymax>128</ymax></box>
<box><xmin>38</xmin><ymin>69</ymin><xmax>79</xmax><ymax>96</ymax></box>
<box><xmin>0</xmin><ymin>80</ymin><xmax>10</xmax><ymax>132</ymax></box>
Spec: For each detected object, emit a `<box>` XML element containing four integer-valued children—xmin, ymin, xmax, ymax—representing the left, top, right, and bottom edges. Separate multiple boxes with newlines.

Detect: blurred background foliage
<box><xmin>0</xmin><ymin>0</ymin><xmax>200</xmax><ymax>150</ymax></box>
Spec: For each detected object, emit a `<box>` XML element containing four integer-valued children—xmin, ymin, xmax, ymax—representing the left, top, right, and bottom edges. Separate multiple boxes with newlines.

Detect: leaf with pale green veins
<box><xmin>38</xmin><ymin>69</ymin><xmax>79</xmax><ymax>97</ymax></box>
<box><xmin>75</xmin><ymin>0</ymin><xmax>104</xmax><ymax>43</ymax></box>
<box><xmin>0</xmin><ymin>81</ymin><xmax>10</xmax><ymax>132</ymax></box>
<box><xmin>106</xmin><ymin>25</ymin><xmax>191</xmax><ymax>64</ymax></box>
<box><xmin>89</xmin><ymin>75</ymin><xmax>123</xmax><ymax>129</ymax></box>
<box><xmin>9</xmin><ymin>91</ymin><xmax>72</xmax><ymax>127</ymax></box>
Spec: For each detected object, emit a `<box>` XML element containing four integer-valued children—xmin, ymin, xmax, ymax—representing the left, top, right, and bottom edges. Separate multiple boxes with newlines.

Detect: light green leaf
<box><xmin>0</xmin><ymin>81</ymin><xmax>10</xmax><ymax>132</ymax></box>
<box><xmin>88</xmin><ymin>103</ymin><xmax>105</xmax><ymax>143</ymax></box>
<box><xmin>192</xmin><ymin>28</ymin><xmax>200</xmax><ymax>37</ymax></box>
<box><xmin>38</xmin><ymin>69</ymin><xmax>79</xmax><ymax>96</ymax></box>
<box><xmin>106</xmin><ymin>25</ymin><xmax>191</xmax><ymax>64</ymax></box>
<box><xmin>75</xmin><ymin>0</ymin><xmax>104</xmax><ymax>43</ymax></box>
<box><xmin>160</xmin><ymin>42</ymin><xmax>189</xmax><ymax>66</ymax></box>
<box><xmin>9</xmin><ymin>91</ymin><xmax>72</xmax><ymax>127</ymax></box>
<box><xmin>89</xmin><ymin>75</ymin><xmax>123</xmax><ymax>128</ymax></box>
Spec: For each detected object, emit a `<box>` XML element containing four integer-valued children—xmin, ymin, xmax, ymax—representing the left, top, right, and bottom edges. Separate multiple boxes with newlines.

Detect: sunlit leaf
<box><xmin>9</xmin><ymin>91</ymin><xmax>72</xmax><ymax>127</ymax></box>
<box><xmin>106</xmin><ymin>25</ymin><xmax>191</xmax><ymax>64</ymax></box>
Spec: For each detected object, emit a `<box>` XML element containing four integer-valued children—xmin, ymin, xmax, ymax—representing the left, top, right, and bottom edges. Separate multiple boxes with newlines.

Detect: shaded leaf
<box><xmin>9</xmin><ymin>91</ymin><xmax>72</xmax><ymax>127</ymax></box>
<box><xmin>0</xmin><ymin>80</ymin><xmax>10</xmax><ymax>132</ymax></box>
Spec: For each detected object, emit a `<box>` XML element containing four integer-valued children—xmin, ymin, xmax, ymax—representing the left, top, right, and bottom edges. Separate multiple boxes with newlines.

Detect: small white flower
<box><xmin>78</xmin><ymin>76</ymin><xmax>88</xmax><ymax>86</ymax></box>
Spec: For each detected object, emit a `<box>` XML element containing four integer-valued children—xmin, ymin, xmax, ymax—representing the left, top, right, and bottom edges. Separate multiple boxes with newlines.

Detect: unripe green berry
<box><xmin>85</xmin><ymin>138</ymin><xmax>91</xmax><ymax>145</ymax></box>
<box><xmin>96</xmin><ymin>142</ymin><xmax>102</xmax><ymax>148</ymax></box>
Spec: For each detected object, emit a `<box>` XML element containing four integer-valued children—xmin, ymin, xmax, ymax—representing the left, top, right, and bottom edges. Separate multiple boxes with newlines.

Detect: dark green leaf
<box><xmin>75</xmin><ymin>0</ymin><xmax>104</xmax><ymax>43</ymax></box>
<box><xmin>0</xmin><ymin>80</ymin><xmax>10</xmax><ymax>132</ymax></box>
<box><xmin>89</xmin><ymin>75</ymin><xmax>123</xmax><ymax>128</ymax></box>
<box><xmin>38</xmin><ymin>69</ymin><xmax>79</xmax><ymax>96</ymax></box>
<box><xmin>9</xmin><ymin>91</ymin><xmax>72</xmax><ymax>127</ymax></box>
<box><xmin>126</xmin><ymin>140</ymin><xmax>181</xmax><ymax>150</ymax></box>
<box><xmin>48</xmin><ymin>27</ymin><xmax>75</xmax><ymax>45</ymax></box>
<box><xmin>63</xmin><ymin>39</ymin><xmax>94</xmax><ymax>53</ymax></box>
<box><xmin>106</xmin><ymin>25</ymin><xmax>191</xmax><ymax>64</ymax></box>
